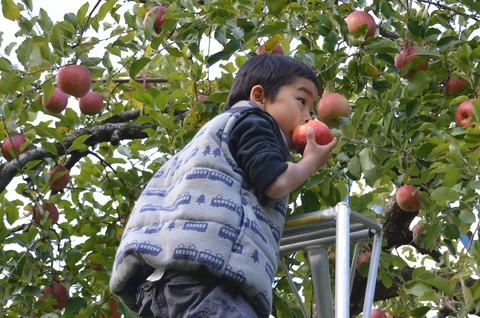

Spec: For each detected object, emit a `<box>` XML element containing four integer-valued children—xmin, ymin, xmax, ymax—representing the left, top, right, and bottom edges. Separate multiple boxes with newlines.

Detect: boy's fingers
<box><xmin>306</xmin><ymin>127</ymin><xmax>316</xmax><ymax>144</ymax></box>
<box><xmin>326</xmin><ymin>137</ymin><xmax>338</xmax><ymax>150</ymax></box>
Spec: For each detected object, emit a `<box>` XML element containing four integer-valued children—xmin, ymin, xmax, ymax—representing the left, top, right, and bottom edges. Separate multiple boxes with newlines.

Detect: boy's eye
<box><xmin>298</xmin><ymin>98</ymin><xmax>306</xmax><ymax>105</ymax></box>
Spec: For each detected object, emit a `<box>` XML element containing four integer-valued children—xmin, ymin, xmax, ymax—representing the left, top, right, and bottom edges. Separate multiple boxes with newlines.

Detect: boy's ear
<box><xmin>250</xmin><ymin>85</ymin><xmax>266</xmax><ymax>107</ymax></box>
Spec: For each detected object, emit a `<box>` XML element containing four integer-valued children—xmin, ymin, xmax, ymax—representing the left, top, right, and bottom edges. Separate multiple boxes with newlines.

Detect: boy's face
<box><xmin>260</xmin><ymin>77</ymin><xmax>318</xmax><ymax>149</ymax></box>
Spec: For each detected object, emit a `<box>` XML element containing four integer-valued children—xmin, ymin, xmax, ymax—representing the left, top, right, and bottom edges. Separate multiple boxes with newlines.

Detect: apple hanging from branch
<box><xmin>56</xmin><ymin>64</ymin><xmax>92</xmax><ymax>97</ymax></box>
<box><xmin>48</xmin><ymin>165</ymin><xmax>71</xmax><ymax>190</ymax></box>
<box><xmin>1</xmin><ymin>134</ymin><xmax>28</xmax><ymax>162</ymax></box>
<box><xmin>316</xmin><ymin>92</ymin><xmax>350</xmax><ymax>128</ymax></box>
<box><xmin>42</xmin><ymin>88</ymin><xmax>69</xmax><ymax>114</ymax></box>
<box><xmin>394</xmin><ymin>45</ymin><xmax>428</xmax><ymax>80</ymax></box>
<box><xmin>444</xmin><ymin>76</ymin><xmax>466</xmax><ymax>96</ymax></box>
<box><xmin>345</xmin><ymin>11</ymin><xmax>377</xmax><ymax>40</ymax></box>
<box><xmin>38</xmin><ymin>282</ymin><xmax>69</xmax><ymax>310</ymax></box>
<box><xmin>79</xmin><ymin>91</ymin><xmax>104</xmax><ymax>116</ymax></box>
<box><xmin>455</xmin><ymin>99</ymin><xmax>475</xmax><ymax>128</ymax></box>
<box><xmin>396</xmin><ymin>185</ymin><xmax>421</xmax><ymax>212</ymax></box>
<box><xmin>33</xmin><ymin>203</ymin><xmax>59</xmax><ymax>226</ymax></box>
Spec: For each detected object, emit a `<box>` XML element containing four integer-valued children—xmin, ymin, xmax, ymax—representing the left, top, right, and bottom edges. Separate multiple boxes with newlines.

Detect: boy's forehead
<box><xmin>291</xmin><ymin>77</ymin><xmax>319</xmax><ymax>97</ymax></box>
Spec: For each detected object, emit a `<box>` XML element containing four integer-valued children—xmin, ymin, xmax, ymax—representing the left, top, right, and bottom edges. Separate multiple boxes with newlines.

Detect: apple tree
<box><xmin>0</xmin><ymin>0</ymin><xmax>479</xmax><ymax>317</ymax></box>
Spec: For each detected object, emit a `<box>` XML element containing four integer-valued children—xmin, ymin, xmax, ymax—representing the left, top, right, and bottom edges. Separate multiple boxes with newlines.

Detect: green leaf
<box><xmin>97</xmin><ymin>0</ymin><xmax>115</xmax><ymax>21</ymax></box>
<box><xmin>430</xmin><ymin>187</ymin><xmax>459</xmax><ymax>204</ymax></box>
<box><xmin>6</xmin><ymin>206</ymin><xmax>19</xmax><ymax>225</ymax></box>
<box><xmin>0</xmin><ymin>57</ymin><xmax>12</xmax><ymax>72</ymax></box>
<box><xmin>347</xmin><ymin>156</ymin><xmax>361</xmax><ymax>179</ymax></box>
<box><xmin>38</xmin><ymin>8</ymin><xmax>53</xmax><ymax>31</ymax></box>
<box><xmin>41</xmin><ymin>141</ymin><xmax>58</xmax><ymax>156</ymax></box>
<box><xmin>472</xmin><ymin>99</ymin><xmax>480</xmax><ymax>123</ymax></box>
<box><xmin>437</xmin><ymin>36</ymin><xmax>461</xmax><ymax>50</ymax></box>
<box><xmin>359</xmin><ymin>147</ymin><xmax>376</xmax><ymax>171</ymax></box>
<box><xmin>461</xmin><ymin>278</ymin><xmax>474</xmax><ymax>312</ymax></box>
<box><xmin>71</xmin><ymin>135</ymin><xmax>90</xmax><ymax>151</ymax></box>
<box><xmin>129</xmin><ymin>57</ymin><xmax>151</xmax><ymax>79</ymax></box>
<box><xmin>410</xmin><ymin>307</ymin><xmax>432</xmax><ymax>317</ymax></box>
<box><xmin>16</xmin><ymin>38</ymin><xmax>33</xmax><ymax>67</ymax></box>
<box><xmin>339</xmin><ymin>125</ymin><xmax>356</xmax><ymax>139</ymax></box>
<box><xmin>65</xmin><ymin>297</ymin><xmax>87</xmax><ymax>312</ymax></box>
<box><xmin>404</xmin><ymin>281</ymin><xmax>432</xmax><ymax>297</ymax></box>
<box><xmin>1</xmin><ymin>0</ymin><xmax>20</xmax><ymax>21</ymax></box>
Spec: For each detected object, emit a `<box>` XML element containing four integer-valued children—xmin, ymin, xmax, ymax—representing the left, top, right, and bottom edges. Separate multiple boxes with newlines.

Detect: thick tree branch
<box><xmin>0</xmin><ymin>122</ymin><xmax>156</xmax><ymax>193</ymax></box>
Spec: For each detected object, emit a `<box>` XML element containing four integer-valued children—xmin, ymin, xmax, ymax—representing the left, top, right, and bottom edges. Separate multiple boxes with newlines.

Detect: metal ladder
<box><xmin>279</xmin><ymin>202</ymin><xmax>383</xmax><ymax>318</ymax></box>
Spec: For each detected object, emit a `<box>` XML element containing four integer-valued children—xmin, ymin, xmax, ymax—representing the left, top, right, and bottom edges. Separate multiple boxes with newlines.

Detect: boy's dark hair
<box><xmin>224</xmin><ymin>54</ymin><xmax>321</xmax><ymax>110</ymax></box>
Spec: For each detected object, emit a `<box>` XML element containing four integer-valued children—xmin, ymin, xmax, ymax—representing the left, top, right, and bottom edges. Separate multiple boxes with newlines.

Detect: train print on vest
<box><xmin>115</xmin><ymin>240</ymin><xmax>163</xmax><ymax>269</ymax></box>
<box><xmin>186</xmin><ymin>169</ymin><xmax>234</xmax><ymax>187</ymax></box>
<box><xmin>139</xmin><ymin>193</ymin><xmax>192</xmax><ymax>213</ymax></box>
<box><xmin>172</xmin><ymin>244</ymin><xmax>225</xmax><ymax>271</ymax></box>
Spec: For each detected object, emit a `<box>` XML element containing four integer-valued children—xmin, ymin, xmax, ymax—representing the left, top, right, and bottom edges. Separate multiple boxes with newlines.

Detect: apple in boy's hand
<box><xmin>292</xmin><ymin>120</ymin><xmax>334</xmax><ymax>155</ymax></box>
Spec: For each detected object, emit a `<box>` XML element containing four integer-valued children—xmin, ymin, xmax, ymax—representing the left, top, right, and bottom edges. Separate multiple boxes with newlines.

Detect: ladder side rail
<box><xmin>350</xmin><ymin>212</ymin><xmax>383</xmax><ymax>233</ymax></box>
<box><xmin>279</xmin><ymin>259</ymin><xmax>310</xmax><ymax>318</ymax></box>
<box><xmin>307</xmin><ymin>246</ymin><xmax>334</xmax><ymax>318</ymax></box>
<box><xmin>361</xmin><ymin>231</ymin><xmax>383</xmax><ymax>318</ymax></box>
<box><xmin>350</xmin><ymin>242</ymin><xmax>366</xmax><ymax>293</ymax></box>
<box><xmin>335</xmin><ymin>202</ymin><xmax>351</xmax><ymax>318</ymax></box>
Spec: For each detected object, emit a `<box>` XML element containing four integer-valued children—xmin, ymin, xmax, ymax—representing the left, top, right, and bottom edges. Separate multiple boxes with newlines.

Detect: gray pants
<box><xmin>136</xmin><ymin>267</ymin><xmax>263</xmax><ymax>318</ymax></box>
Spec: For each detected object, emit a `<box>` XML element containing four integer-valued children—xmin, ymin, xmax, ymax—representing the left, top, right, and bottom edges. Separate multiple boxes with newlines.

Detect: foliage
<box><xmin>0</xmin><ymin>0</ymin><xmax>479</xmax><ymax>317</ymax></box>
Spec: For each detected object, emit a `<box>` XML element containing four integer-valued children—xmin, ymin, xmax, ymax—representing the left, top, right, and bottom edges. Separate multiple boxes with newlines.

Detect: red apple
<box><xmin>34</xmin><ymin>203</ymin><xmax>59</xmax><ymax>226</ymax></box>
<box><xmin>48</xmin><ymin>165</ymin><xmax>71</xmax><ymax>190</ymax></box>
<box><xmin>455</xmin><ymin>99</ymin><xmax>475</xmax><ymax>127</ymax></box>
<box><xmin>345</xmin><ymin>11</ymin><xmax>377</xmax><ymax>40</ymax></box>
<box><xmin>256</xmin><ymin>44</ymin><xmax>284</xmax><ymax>55</ymax></box>
<box><xmin>1</xmin><ymin>134</ymin><xmax>27</xmax><ymax>162</ymax></box>
<box><xmin>103</xmin><ymin>298</ymin><xmax>122</xmax><ymax>318</ymax></box>
<box><xmin>144</xmin><ymin>6</ymin><xmax>172</xmax><ymax>35</ymax></box>
<box><xmin>79</xmin><ymin>91</ymin><xmax>104</xmax><ymax>115</ymax></box>
<box><xmin>371</xmin><ymin>308</ymin><xmax>387</xmax><ymax>318</ymax></box>
<box><xmin>317</xmin><ymin>92</ymin><xmax>350</xmax><ymax>127</ymax></box>
<box><xmin>42</xmin><ymin>88</ymin><xmax>69</xmax><ymax>114</ymax></box>
<box><xmin>357</xmin><ymin>251</ymin><xmax>372</xmax><ymax>271</ymax></box>
<box><xmin>413</xmin><ymin>222</ymin><xmax>440</xmax><ymax>247</ymax></box>
<box><xmin>292</xmin><ymin>120</ymin><xmax>334</xmax><ymax>155</ymax></box>
<box><xmin>396</xmin><ymin>185</ymin><xmax>421</xmax><ymax>212</ymax></box>
<box><xmin>57</xmin><ymin>64</ymin><xmax>92</xmax><ymax>97</ymax></box>
<box><xmin>444</xmin><ymin>76</ymin><xmax>466</xmax><ymax>96</ymax></box>
<box><xmin>136</xmin><ymin>73</ymin><xmax>154</xmax><ymax>89</ymax></box>
<box><xmin>195</xmin><ymin>95</ymin><xmax>208</xmax><ymax>103</ymax></box>
<box><xmin>39</xmin><ymin>283</ymin><xmax>69</xmax><ymax>310</ymax></box>
<box><xmin>394</xmin><ymin>45</ymin><xmax>428</xmax><ymax>79</ymax></box>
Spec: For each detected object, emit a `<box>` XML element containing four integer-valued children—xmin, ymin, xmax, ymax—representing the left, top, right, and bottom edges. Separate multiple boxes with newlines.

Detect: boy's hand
<box><xmin>302</xmin><ymin>126</ymin><xmax>338</xmax><ymax>170</ymax></box>
<box><xmin>264</xmin><ymin>127</ymin><xmax>338</xmax><ymax>200</ymax></box>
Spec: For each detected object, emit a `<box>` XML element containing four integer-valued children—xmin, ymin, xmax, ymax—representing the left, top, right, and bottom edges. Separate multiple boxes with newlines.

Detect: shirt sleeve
<box><xmin>228</xmin><ymin>113</ymin><xmax>288</xmax><ymax>202</ymax></box>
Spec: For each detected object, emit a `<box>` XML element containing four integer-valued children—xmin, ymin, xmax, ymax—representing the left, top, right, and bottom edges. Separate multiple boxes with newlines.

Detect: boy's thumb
<box><xmin>306</xmin><ymin>126</ymin><xmax>316</xmax><ymax>143</ymax></box>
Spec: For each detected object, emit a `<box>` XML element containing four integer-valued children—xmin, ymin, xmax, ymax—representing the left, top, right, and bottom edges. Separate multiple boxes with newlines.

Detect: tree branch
<box><xmin>0</xmin><ymin>122</ymin><xmax>156</xmax><ymax>193</ymax></box>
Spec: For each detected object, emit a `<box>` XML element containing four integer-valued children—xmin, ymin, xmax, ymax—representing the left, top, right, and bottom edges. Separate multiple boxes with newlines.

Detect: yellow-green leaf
<box><xmin>1</xmin><ymin>0</ymin><xmax>20</xmax><ymax>21</ymax></box>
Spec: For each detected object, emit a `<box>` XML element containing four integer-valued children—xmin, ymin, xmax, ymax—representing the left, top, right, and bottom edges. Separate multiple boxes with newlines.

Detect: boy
<box><xmin>110</xmin><ymin>54</ymin><xmax>338</xmax><ymax>317</ymax></box>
